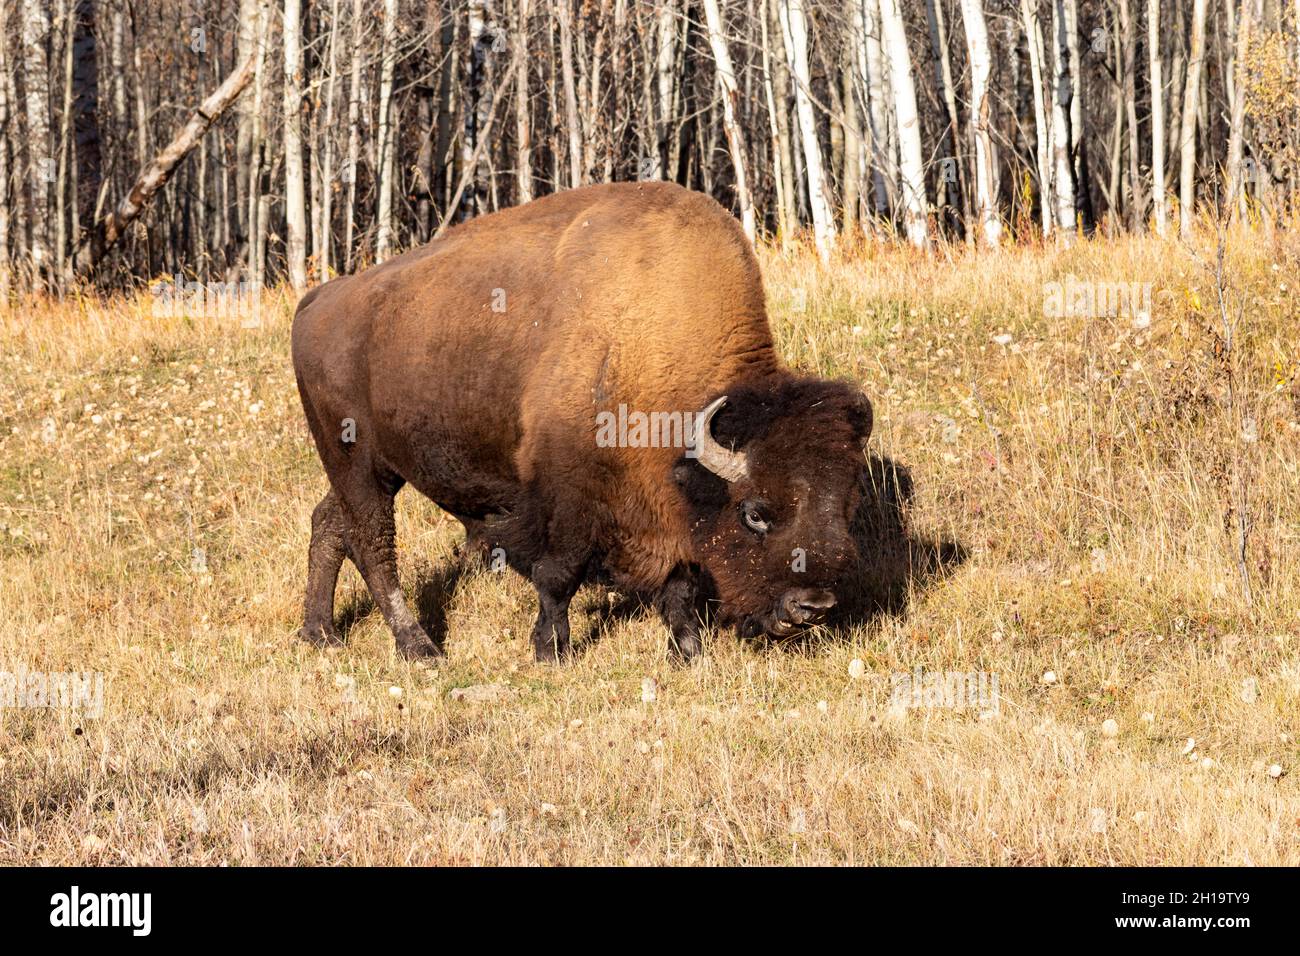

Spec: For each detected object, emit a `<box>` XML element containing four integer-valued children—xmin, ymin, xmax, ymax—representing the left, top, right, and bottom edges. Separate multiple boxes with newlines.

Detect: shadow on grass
<box><xmin>774</xmin><ymin>453</ymin><xmax>968</xmax><ymax>652</ymax></box>
<box><xmin>332</xmin><ymin>555</ymin><xmax>468</xmax><ymax>654</ymax></box>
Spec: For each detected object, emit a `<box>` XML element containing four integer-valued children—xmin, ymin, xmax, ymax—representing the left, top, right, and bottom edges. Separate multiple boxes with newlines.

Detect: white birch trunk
<box><xmin>1225</xmin><ymin>0</ymin><xmax>1258</xmax><ymax>221</ymax></box>
<box><xmin>514</xmin><ymin>0</ymin><xmax>533</xmax><ymax>203</ymax></box>
<box><xmin>1148</xmin><ymin>0</ymin><xmax>1166</xmax><ymax>234</ymax></box>
<box><xmin>878</xmin><ymin>0</ymin><xmax>929</xmax><ymax>248</ymax></box>
<box><xmin>959</xmin><ymin>0</ymin><xmax>1001</xmax><ymax>245</ymax></box>
<box><xmin>343</xmin><ymin>0</ymin><xmax>362</xmax><ymax>271</ymax></box>
<box><xmin>557</xmin><ymin>0</ymin><xmax>583</xmax><ymax>188</ymax></box>
<box><xmin>701</xmin><ymin>0</ymin><xmax>755</xmax><ymax>242</ymax></box>
<box><xmin>0</xmin><ymin>0</ymin><xmax>10</xmax><ymax>293</ymax></box>
<box><xmin>21</xmin><ymin>0</ymin><xmax>52</xmax><ymax>270</ymax></box>
<box><xmin>860</xmin><ymin>0</ymin><xmax>895</xmax><ymax>218</ymax></box>
<box><xmin>1178</xmin><ymin>0</ymin><xmax>1208</xmax><ymax>237</ymax></box>
<box><xmin>1019</xmin><ymin>0</ymin><xmax>1053</xmax><ymax>236</ymax></box>
<box><xmin>375</xmin><ymin>0</ymin><xmax>399</xmax><ymax>261</ymax></box>
<box><xmin>1049</xmin><ymin>0</ymin><xmax>1076</xmax><ymax>242</ymax></box>
<box><xmin>779</xmin><ymin>0</ymin><xmax>836</xmax><ymax>259</ymax></box>
<box><xmin>283</xmin><ymin>0</ymin><xmax>308</xmax><ymax>288</ymax></box>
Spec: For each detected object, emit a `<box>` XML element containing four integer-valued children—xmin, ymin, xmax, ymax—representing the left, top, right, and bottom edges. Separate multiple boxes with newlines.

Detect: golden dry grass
<box><xmin>1</xmin><ymin>226</ymin><xmax>1298</xmax><ymax>865</ymax></box>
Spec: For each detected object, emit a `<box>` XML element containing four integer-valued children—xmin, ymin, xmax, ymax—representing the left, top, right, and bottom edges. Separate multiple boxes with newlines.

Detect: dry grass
<box><xmin>1</xmin><ymin>226</ymin><xmax>1298</xmax><ymax>865</ymax></box>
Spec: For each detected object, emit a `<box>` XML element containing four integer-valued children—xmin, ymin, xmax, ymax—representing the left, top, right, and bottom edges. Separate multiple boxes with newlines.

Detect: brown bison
<box><xmin>291</xmin><ymin>182</ymin><xmax>872</xmax><ymax>662</ymax></box>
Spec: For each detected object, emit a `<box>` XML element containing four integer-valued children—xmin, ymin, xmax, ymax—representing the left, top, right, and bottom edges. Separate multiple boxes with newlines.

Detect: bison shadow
<box><xmin>334</xmin><ymin>558</ymin><xmax>465</xmax><ymax>655</ymax></box>
<box><xmin>812</xmin><ymin>453</ymin><xmax>966</xmax><ymax>646</ymax></box>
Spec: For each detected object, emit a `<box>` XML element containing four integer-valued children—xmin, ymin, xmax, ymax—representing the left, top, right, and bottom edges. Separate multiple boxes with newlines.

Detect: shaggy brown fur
<box><xmin>291</xmin><ymin>182</ymin><xmax>872</xmax><ymax>661</ymax></box>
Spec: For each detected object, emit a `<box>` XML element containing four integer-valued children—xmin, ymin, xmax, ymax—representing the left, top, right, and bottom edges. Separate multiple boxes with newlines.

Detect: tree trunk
<box><xmin>878</xmin><ymin>0</ymin><xmax>929</xmax><ymax>248</ymax></box>
<box><xmin>1118</xmin><ymin>0</ymin><xmax>1143</xmax><ymax>230</ymax></box>
<box><xmin>514</xmin><ymin>0</ymin><xmax>534</xmax><ymax>203</ymax></box>
<box><xmin>246</xmin><ymin>0</ymin><xmax>269</xmax><ymax>290</ymax></box>
<box><xmin>1063</xmin><ymin>0</ymin><xmax>1091</xmax><ymax>229</ymax></box>
<box><xmin>375</xmin><ymin>0</ymin><xmax>399</xmax><ymax>261</ymax></box>
<box><xmin>1225</xmin><ymin>0</ymin><xmax>1259</xmax><ymax>221</ymax></box>
<box><xmin>56</xmin><ymin>0</ymin><xmax>77</xmax><ymax>280</ymax></box>
<box><xmin>925</xmin><ymin>0</ymin><xmax>962</xmax><ymax>226</ymax></box>
<box><xmin>841</xmin><ymin>33</ymin><xmax>861</xmax><ymax>232</ymax></box>
<box><xmin>779</xmin><ymin>0</ymin><xmax>836</xmax><ymax>259</ymax></box>
<box><xmin>761</xmin><ymin>0</ymin><xmax>795</xmax><ymax>241</ymax></box>
<box><xmin>959</xmin><ymin>0</ymin><xmax>1000</xmax><ymax>245</ymax></box>
<box><xmin>343</xmin><ymin>0</ymin><xmax>363</xmax><ymax>271</ymax></box>
<box><xmin>557</xmin><ymin>0</ymin><xmax>583</xmax><ymax>188</ymax></box>
<box><xmin>861</xmin><ymin>0</ymin><xmax>895</xmax><ymax>218</ymax></box>
<box><xmin>701</xmin><ymin>0</ymin><xmax>756</xmax><ymax>241</ymax></box>
<box><xmin>1178</xmin><ymin>0</ymin><xmax>1208</xmax><ymax>237</ymax></box>
<box><xmin>1148</xmin><ymin>0</ymin><xmax>1167</xmax><ymax>235</ymax></box>
<box><xmin>74</xmin><ymin>44</ymin><xmax>258</xmax><ymax>275</ymax></box>
<box><xmin>73</xmin><ymin>0</ymin><xmax>101</xmax><ymax>249</ymax></box>
<box><xmin>284</xmin><ymin>0</ymin><xmax>308</xmax><ymax>287</ymax></box>
<box><xmin>1020</xmin><ymin>0</ymin><xmax>1053</xmax><ymax>237</ymax></box>
<box><xmin>1048</xmin><ymin>0</ymin><xmax>1076</xmax><ymax>243</ymax></box>
<box><xmin>0</xmin><ymin>0</ymin><xmax>10</xmax><ymax>293</ymax></box>
<box><xmin>21</xmin><ymin>0</ymin><xmax>53</xmax><ymax>272</ymax></box>
<box><xmin>318</xmin><ymin>0</ymin><xmax>341</xmax><ymax>281</ymax></box>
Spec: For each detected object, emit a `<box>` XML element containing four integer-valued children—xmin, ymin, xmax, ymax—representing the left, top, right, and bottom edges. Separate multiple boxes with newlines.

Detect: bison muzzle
<box><xmin>291</xmin><ymin>182</ymin><xmax>873</xmax><ymax>662</ymax></box>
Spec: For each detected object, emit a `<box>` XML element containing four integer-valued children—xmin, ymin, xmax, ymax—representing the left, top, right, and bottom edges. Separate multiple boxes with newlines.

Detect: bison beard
<box><xmin>291</xmin><ymin>182</ymin><xmax>873</xmax><ymax>662</ymax></box>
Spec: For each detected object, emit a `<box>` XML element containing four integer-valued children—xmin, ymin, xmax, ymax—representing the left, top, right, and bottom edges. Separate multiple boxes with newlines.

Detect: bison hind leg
<box><xmin>301</xmin><ymin>490</ymin><xmax>347</xmax><ymax>648</ymax></box>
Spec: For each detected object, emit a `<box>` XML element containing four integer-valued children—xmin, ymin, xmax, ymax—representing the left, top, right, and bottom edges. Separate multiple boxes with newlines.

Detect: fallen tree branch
<box><xmin>74</xmin><ymin>48</ymin><xmax>258</xmax><ymax>277</ymax></box>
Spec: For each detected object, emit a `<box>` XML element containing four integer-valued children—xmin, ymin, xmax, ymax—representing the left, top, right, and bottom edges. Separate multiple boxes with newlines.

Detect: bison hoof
<box><xmin>300</xmin><ymin>620</ymin><xmax>344</xmax><ymax>648</ymax></box>
<box><xmin>670</xmin><ymin>632</ymin><xmax>703</xmax><ymax>663</ymax></box>
<box><xmin>396</xmin><ymin>628</ymin><xmax>443</xmax><ymax>660</ymax></box>
<box><xmin>532</xmin><ymin>639</ymin><xmax>572</xmax><ymax>664</ymax></box>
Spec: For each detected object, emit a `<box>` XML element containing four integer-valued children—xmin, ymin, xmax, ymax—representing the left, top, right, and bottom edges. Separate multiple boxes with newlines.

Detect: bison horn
<box><xmin>694</xmin><ymin>396</ymin><xmax>749</xmax><ymax>482</ymax></box>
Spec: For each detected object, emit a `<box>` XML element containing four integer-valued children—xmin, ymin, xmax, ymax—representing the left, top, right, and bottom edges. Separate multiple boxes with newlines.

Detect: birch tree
<box><xmin>1148</xmin><ymin>0</ymin><xmax>1167</xmax><ymax>235</ymax></box>
<box><xmin>21</xmin><ymin>0</ymin><xmax>53</xmax><ymax>271</ymax></box>
<box><xmin>702</xmin><ymin>0</ymin><xmax>756</xmax><ymax>242</ymax></box>
<box><xmin>1048</xmin><ymin>0</ymin><xmax>1076</xmax><ymax>242</ymax></box>
<box><xmin>959</xmin><ymin>0</ymin><xmax>1000</xmax><ymax>245</ymax></box>
<box><xmin>1225</xmin><ymin>0</ymin><xmax>1259</xmax><ymax>221</ymax></box>
<box><xmin>860</xmin><ymin>0</ymin><xmax>896</xmax><ymax>218</ymax></box>
<box><xmin>283</xmin><ymin>0</ymin><xmax>308</xmax><ymax>288</ymax></box>
<box><xmin>343</xmin><ymin>0</ymin><xmax>363</xmax><ymax>271</ymax></box>
<box><xmin>0</xmin><ymin>0</ymin><xmax>10</xmax><ymax>293</ymax></box>
<box><xmin>779</xmin><ymin>0</ymin><xmax>836</xmax><ymax>259</ymax></box>
<box><xmin>557</xmin><ymin>0</ymin><xmax>583</xmax><ymax>189</ymax></box>
<box><xmin>878</xmin><ymin>0</ymin><xmax>929</xmax><ymax>248</ymax></box>
<box><xmin>375</xmin><ymin>0</ymin><xmax>399</xmax><ymax>261</ymax></box>
<box><xmin>1178</xmin><ymin>0</ymin><xmax>1208</xmax><ymax>237</ymax></box>
<box><xmin>514</xmin><ymin>0</ymin><xmax>534</xmax><ymax>203</ymax></box>
<box><xmin>1020</xmin><ymin>0</ymin><xmax>1054</xmax><ymax>236</ymax></box>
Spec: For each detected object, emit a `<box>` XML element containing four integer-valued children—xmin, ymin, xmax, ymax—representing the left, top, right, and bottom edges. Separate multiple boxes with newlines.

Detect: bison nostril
<box><xmin>782</xmin><ymin>588</ymin><xmax>837</xmax><ymax>625</ymax></box>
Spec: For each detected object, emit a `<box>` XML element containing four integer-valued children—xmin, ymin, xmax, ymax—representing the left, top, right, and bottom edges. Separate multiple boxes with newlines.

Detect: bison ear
<box><xmin>847</xmin><ymin>390</ymin><xmax>873</xmax><ymax>446</ymax></box>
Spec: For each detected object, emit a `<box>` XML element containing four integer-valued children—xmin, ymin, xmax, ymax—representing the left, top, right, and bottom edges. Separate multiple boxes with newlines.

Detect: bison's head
<box><xmin>674</xmin><ymin>377</ymin><xmax>872</xmax><ymax>639</ymax></box>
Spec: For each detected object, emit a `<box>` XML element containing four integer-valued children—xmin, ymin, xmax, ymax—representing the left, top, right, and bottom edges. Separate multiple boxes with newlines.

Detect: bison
<box><xmin>291</xmin><ymin>182</ymin><xmax>873</xmax><ymax>662</ymax></box>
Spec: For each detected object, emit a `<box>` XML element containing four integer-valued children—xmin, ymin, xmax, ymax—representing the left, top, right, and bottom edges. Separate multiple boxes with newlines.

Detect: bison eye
<box><xmin>740</xmin><ymin>502</ymin><xmax>770</xmax><ymax>534</ymax></box>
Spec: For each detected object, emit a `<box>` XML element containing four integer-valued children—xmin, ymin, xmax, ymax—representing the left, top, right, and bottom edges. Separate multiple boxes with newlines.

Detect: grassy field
<box><xmin>1</xmin><ymin>226</ymin><xmax>1298</xmax><ymax>865</ymax></box>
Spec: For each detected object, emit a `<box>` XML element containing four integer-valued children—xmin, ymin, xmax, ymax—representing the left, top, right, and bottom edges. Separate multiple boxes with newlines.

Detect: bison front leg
<box><xmin>528</xmin><ymin>555</ymin><xmax>585</xmax><ymax>663</ymax></box>
<box><xmin>656</xmin><ymin>565</ymin><xmax>704</xmax><ymax>662</ymax></box>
